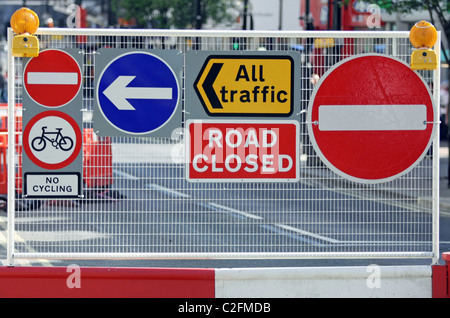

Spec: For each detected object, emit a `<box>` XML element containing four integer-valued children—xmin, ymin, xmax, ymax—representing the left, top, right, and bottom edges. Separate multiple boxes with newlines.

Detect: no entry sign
<box><xmin>23</xmin><ymin>49</ymin><xmax>82</xmax><ymax>107</ymax></box>
<box><xmin>307</xmin><ymin>54</ymin><xmax>436</xmax><ymax>183</ymax></box>
<box><xmin>186</xmin><ymin>120</ymin><xmax>299</xmax><ymax>182</ymax></box>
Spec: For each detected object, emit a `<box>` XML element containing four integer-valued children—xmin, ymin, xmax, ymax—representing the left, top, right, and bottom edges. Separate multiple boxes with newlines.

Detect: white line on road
<box><xmin>205</xmin><ymin>203</ymin><xmax>339</xmax><ymax>245</ymax></box>
<box><xmin>113</xmin><ymin>169</ymin><xmax>139</xmax><ymax>180</ymax></box>
<box><xmin>147</xmin><ymin>183</ymin><xmax>191</xmax><ymax>198</ymax></box>
<box><xmin>206</xmin><ymin>202</ymin><xmax>263</xmax><ymax>220</ymax></box>
<box><xmin>0</xmin><ymin>231</ymin><xmax>6</xmax><ymax>245</ymax></box>
<box><xmin>275</xmin><ymin>223</ymin><xmax>341</xmax><ymax>243</ymax></box>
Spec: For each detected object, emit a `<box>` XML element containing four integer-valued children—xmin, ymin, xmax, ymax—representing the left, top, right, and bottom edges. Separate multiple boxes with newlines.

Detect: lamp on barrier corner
<box><xmin>409</xmin><ymin>20</ymin><xmax>438</xmax><ymax>70</ymax></box>
<box><xmin>10</xmin><ymin>7</ymin><xmax>40</xmax><ymax>57</ymax></box>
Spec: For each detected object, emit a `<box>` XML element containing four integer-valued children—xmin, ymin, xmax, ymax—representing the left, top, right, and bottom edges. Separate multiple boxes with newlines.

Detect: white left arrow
<box><xmin>102</xmin><ymin>76</ymin><xmax>173</xmax><ymax>110</ymax></box>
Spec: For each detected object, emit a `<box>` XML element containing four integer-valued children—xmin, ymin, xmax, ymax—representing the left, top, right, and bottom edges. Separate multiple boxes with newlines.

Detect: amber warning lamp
<box><xmin>10</xmin><ymin>7</ymin><xmax>40</xmax><ymax>57</ymax></box>
<box><xmin>409</xmin><ymin>20</ymin><xmax>438</xmax><ymax>70</ymax></box>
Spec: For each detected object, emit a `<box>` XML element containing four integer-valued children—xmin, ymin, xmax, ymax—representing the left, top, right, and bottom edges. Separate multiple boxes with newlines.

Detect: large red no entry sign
<box><xmin>23</xmin><ymin>49</ymin><xmax>82</xmax><ymax>107</ymax></box>
<box><xmin>307</xmin><ymin>54</ymin><xmax>436</xmax><ymax>183</ymax></box>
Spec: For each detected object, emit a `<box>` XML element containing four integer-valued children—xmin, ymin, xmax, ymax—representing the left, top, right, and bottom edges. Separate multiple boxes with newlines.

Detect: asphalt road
<box><xmin>0</xmin><ymin>141</ymin><xmax>449</xmax><ymax>268</ymax></box>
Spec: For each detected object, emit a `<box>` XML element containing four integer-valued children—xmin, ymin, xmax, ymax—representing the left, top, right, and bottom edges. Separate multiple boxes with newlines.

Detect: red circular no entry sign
<box><xmin>307</xmin><ymin>54</ymin><xmax>436</xmax><ymax>183</ymax></box>
<box><xmin>23</xmin><ymin>49</ymin><xmax>82</xmax><ymax>107</ymax></box>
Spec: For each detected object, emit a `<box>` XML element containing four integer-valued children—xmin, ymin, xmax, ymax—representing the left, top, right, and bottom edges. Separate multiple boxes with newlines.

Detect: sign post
<box><xmin>307</xmin><ymin>54</ymin><xmax>436</xmax><ymax>183</ymax></box>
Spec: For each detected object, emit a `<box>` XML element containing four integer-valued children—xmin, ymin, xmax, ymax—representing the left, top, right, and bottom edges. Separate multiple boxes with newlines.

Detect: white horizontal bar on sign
<box><xmin>318</xmin><ymin>104</ymin><xmax>427</xmax><ymax>131</ymax></box>
<box><xmin>27</xmin><ymin>72</ymin><xmax>78</xmax><ymax>85</ymax></box>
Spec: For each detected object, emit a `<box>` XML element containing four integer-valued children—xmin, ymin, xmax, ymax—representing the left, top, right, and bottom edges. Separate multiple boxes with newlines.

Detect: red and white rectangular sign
<box><xmin>186</xmin><ymin>120</ymin><xmax>299</xmax><ymax>182</ymax></box>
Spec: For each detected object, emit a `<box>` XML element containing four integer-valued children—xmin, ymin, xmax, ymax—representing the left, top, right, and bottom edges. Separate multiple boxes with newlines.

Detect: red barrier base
<box><xmin>0</xmin><ymin>266</ymin><xmax>215</xmax><ymax>298</ymax></box>
<box><xmin>432</xmin><ymin>252</ymin><xmax>450</xmax><ymax>298</ymax></box>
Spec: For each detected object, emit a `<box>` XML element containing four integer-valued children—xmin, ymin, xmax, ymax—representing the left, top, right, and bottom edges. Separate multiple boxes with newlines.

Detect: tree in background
<box><xmin>375</xmin><ymin>0</ymin><xmax>449</xmax><ymax>65</ymax></box>
<box><xmin>113</xmin><ymin>0</ymin><xmax>237</xmax><ymax>29</ymax></box>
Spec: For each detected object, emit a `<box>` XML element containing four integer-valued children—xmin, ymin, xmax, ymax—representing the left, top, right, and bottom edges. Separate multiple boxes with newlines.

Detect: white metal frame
<box><xmin>6</xmin><ymin>27</ymin><xmax>441</xmax><ymax>265</ymax></box>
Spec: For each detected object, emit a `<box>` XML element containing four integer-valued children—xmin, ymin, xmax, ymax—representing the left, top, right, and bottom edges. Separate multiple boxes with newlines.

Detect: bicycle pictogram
<box><xmin>31</xmin><ymin>126</ymin><xmax>74</xmax><ymax>152</ymax></box>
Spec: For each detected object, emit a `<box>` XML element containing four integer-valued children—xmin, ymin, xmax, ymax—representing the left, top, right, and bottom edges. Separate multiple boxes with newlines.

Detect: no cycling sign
<box><xmin>22</xmin><ymin>49</ymin><xmax>83</xmax><ymax>198</ymax></box>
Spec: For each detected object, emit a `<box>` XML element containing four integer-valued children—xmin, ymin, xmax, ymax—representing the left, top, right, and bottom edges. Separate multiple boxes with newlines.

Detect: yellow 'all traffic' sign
<box><xmin>194</xmin><ymin>55</ymin><xmax>294</xmax><ymax>116</ymax></box>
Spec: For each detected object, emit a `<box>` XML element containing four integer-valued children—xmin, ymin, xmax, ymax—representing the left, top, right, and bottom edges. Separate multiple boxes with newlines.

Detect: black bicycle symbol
<box><xmin>31</xmin><ymin>126</ymin><xmax>74</xmax><ymax>152</ymax></box>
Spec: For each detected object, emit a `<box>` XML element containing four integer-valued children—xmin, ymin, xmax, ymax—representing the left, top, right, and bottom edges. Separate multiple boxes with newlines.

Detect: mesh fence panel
<box><xmin>8</xmin><ymin>29</ymin><xmax>439</xmax><ymax>261</ymax></box>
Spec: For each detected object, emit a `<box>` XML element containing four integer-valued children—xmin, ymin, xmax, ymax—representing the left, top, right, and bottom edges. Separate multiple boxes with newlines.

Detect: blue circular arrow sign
<box><xmin>97</xmin><ymin>51</ymin><xmax>180</xmax><ymax>134</ymax></box>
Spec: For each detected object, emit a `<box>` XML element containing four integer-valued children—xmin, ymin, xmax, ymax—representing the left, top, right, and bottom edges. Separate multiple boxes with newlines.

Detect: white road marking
<box><xmin>274</xmin><ymin>223</ymin><xmax>340</xmax><ymax>243</ymax></box>
<box><xmin>147</xmin><ymin>183</ymin><xmax>190</xmax><ymax>198</ymax></box>
<box><xmin>207</xmin><ymin>202</ymin><xmax>263</xmax><ymax>220</ymax></box>
<box><xmin>114</xmin><ymin>169</ymin><xmax>139</xmax><ymax>180</ymax></box>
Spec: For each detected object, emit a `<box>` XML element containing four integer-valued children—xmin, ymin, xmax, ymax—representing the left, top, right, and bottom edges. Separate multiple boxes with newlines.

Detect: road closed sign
<box><xmin>186</xmin><ymin>120</ymin><xmax>299</xmax><ymax>182</ymax></box>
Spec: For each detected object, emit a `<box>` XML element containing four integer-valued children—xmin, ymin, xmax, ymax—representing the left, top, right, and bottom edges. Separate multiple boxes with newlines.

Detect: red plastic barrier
<box><xmin>0</xmin><ymin>134</ymin><xmax>7</xmax><ymax>195</ymax></box>
<box><xmin>0</xmin><ymin>115</ymin><xmax>22</xmax><ymax>194</ymax></box>
<box><xmin>0</xmin><ymin>266</ymin><xmax>215</xmax><ymax>298</ymax></box>
<box><xmin>0</xmin><ymin>104</ymin><xmax>114</xmax><ymax>195</ymax></box>
<box><xmin>0</xmin><ymin>124</ymin><xmax>114</xmax><ymax>195</ymax></box>
<box><xmin>432</xmin><ymin>252</ymin><xmax>450</xmax><ymax>298</ymax></box>
<box><xmin>83</xmin><ymin>128</ymin><xmax>114</xmax><ymax>188</ymax></box>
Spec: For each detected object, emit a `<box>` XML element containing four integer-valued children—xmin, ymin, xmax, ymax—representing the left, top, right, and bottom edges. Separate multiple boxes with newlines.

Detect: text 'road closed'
<box><xmin>187</xmin><ymin>121</ymin><xmax>299</xmax><ymax>182</ymax></box>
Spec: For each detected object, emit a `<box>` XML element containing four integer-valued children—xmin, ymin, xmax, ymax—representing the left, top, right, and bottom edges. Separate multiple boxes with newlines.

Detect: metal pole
<box><xmin>279</xmin><ymin>0</ymin><xmax>283</xmax><ymax>30</ymax></box>
<box><xmin>242</xmin><ymin>0</ymin><xmax>248</xmax><ymax>30</ymax></box>
<box><xmin>432</xmin><ymin>31</ymin><xmax>442</xmax><ymax>265</ymax></box>
<box><xmin>332</xmin><ymin>0</ymin><xmax>341</xmax><ymax>30</ymax></box>
<box><xmin>107</xmin><ymin>0</ymin><xmax>115</xmax><ymax>27</ymax></box>
<box><xmin>195</xmin><ymin>0</ymin><xmax>202</xmax><ymax>29</ymax></box>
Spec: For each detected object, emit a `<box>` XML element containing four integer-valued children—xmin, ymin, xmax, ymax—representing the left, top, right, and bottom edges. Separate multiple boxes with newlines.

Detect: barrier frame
<box><xmin>5</xmin><ymin>27</ymin><xmax>441</xmax><ymax>265</ymax></box>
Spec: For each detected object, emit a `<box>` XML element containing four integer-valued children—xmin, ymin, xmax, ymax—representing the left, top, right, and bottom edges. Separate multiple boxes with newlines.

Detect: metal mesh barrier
<box><xmin>6</xmin><ymin>28</ymin><xmax>440</xmax><ymax>262</ymax></box>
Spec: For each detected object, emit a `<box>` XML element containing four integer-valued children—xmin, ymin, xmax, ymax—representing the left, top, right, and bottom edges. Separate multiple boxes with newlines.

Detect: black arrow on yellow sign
<box><xmin>202</xmin><ymin>62</ymin><xmax>224</xmax><ymax>109</ymax></box>
<box><xmin>194</xmin><ymin>55</ymin><xmax>294</xmax><ymax>116</ymax></box>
